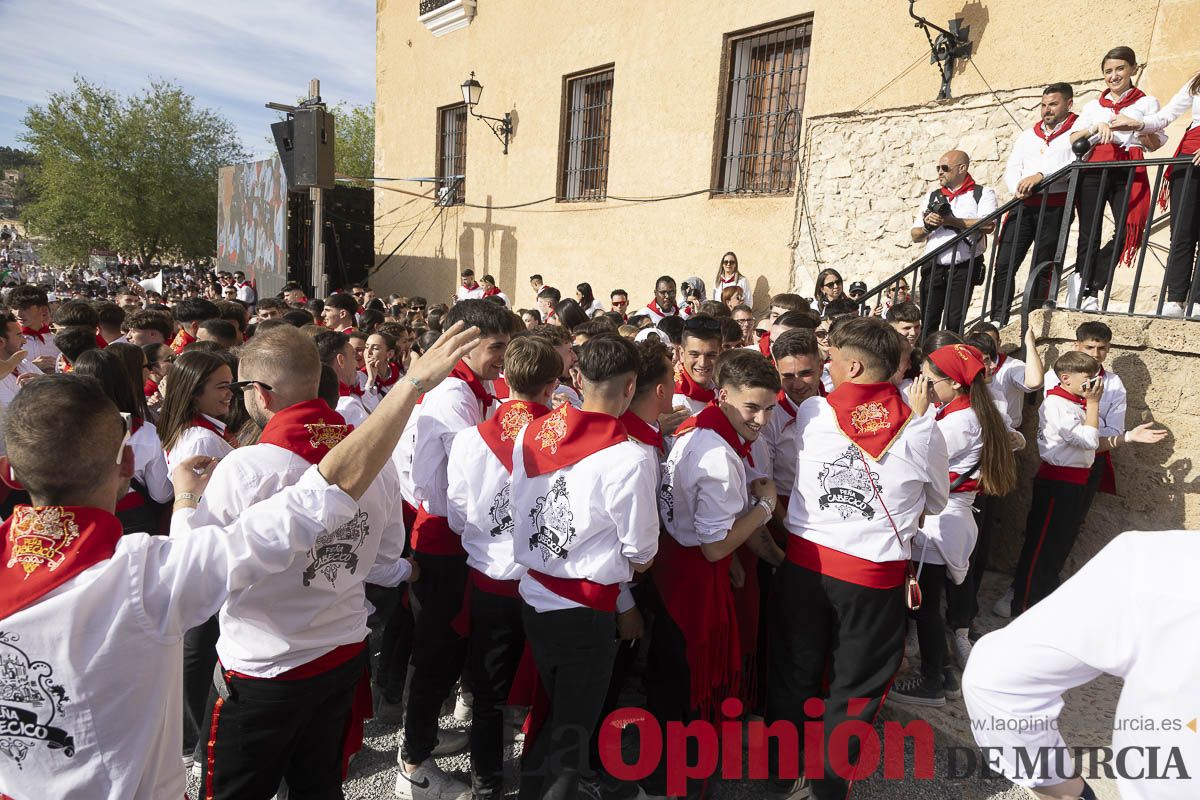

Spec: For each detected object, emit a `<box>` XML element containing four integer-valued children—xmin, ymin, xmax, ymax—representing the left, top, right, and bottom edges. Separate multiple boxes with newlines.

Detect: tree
<box><xmin>20</xmin><ymin>78</ymin><xmax>247</xmax><ymax>266</ymax></box>
<box><xmin>332</xmin><ymin>102</ymin><xmax>374</xmax><ymax>186</ymax></box>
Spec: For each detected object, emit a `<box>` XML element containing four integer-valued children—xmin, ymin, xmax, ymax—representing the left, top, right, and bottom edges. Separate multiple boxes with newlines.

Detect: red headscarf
<box><xmin>927</xmin><ymin>344</ymin><xmax>986</xmax><ymax>387</ymax></box>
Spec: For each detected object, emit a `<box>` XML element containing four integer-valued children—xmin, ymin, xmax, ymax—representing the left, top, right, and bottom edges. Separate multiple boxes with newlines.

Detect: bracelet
<box><xmin>175</xmin><ymin>492</ymin><xmax>202</xmax><ymax>504</ymax></box>
<box><xmin>407</xmin><ymin>376</ymin><xmax>425</xmax><ymax>393</ymax></box>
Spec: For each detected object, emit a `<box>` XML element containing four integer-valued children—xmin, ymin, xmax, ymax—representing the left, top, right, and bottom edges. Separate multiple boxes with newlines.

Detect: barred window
<box><xmin>715</xmin><ymin>18</ymin><xmax>812</xmax><ymax>195</ymax></box>
<box><xmin>436</xmin><ymin>104</ymin><xmax>467</xmax><ymax>206</ymax></box>
<box><xmin>559</xmin><ymin>67</ymin><xmax>614</xmax><ymax>202</ymax></box>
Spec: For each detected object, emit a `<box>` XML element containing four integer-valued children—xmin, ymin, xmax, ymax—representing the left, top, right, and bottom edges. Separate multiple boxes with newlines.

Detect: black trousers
<box><xmin>1012</xmin><ymin>478</ymin><xmax>1089</xmax><ymax>615</ymax></box>
<box><xmin>467</xmin><ymin>588</ymin><xmax>526</xmax><ymax>794</ymax></box>
<box><xmin>1075</xmin><ymin>169</ymin><xmax>1134</xmax><ymax>295</ymax></box>
<box><xmin>944</xmin><ymin>493</ymin><xmax>996</xmax><ymax>632</ymax></box>
<box><xmin>766</xmin><ymin>563</ymin><xmax>905</xmax><ymax>800</ymax></box>
<box><xmin>183</xmin><ymin>614</ymin><xmax>220</xmax><ymax>758</ymax></box>
<box><xmin>990</xmin><ymin>204</ymin><xmax>1068</xmax><ymax>325</ymax></box>
<box><xmin>201</xmin><ymin>648</ymin><xmax>367</xmax><ymax>800</ymax></box>
<box><xmin>913</xmin><ymin>564</ymin><xmax>947</xmax><ymax>685</ymax></box>
<box><xmin>365</xmin><ymin>583</ymin><xmax>414</xmax><ymax>704</ymax></box>
<box><xmin>1166</xmin><ymin>169</ymin><xmax>1200</xmax><ymax>302</ymax></box>
<box><xmin>642</xmin><ymin>607</ymin><xmax>702</xmax><ymax>797</ymax></box>
<box><xmin>519</xmin><ymin>604</ymin><xmax>618</xmax><ymax>800</ymax></box>
<box><xmin>401</xmin><ymin>552</ymin><xmax>468</xmax><ymax>765</ymax></box>
<box><xmin>919</xmin><ymin>258</ymin><xmax>974</xmax><ymax>334</ymax></box>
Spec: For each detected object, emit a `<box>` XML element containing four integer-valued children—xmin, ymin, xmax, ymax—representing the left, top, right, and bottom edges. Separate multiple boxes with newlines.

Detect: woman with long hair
<box><xmin>1110</xmin><ymin>70</ymin><xmax>1200</xmax><ymax>316</ymax></box>
<box><xmin>72</xmin><ymin>349</ymin><xmax>172</xmax><ymax>532</ymax></box>
<box><xmin>1070</xmin><ymin>46</ymin><xmax>1167</xmax><ymax>306</ymax></box>
<box><xmin>575</xmin><ymin>282</ymin><xmax>604</xmax><ymax>316</ymax></box>
<box><xmin>360</xmin><ymin>331</ymin><xmax>400</xmax><ymax>410</ymax></box>
<box><xmin>107</xmin><ymin>341</ymin><xmax>151</xmax><ymax>421</ymax></box>
<box><xmin>813</xmin><ymin>268</ymin><xmax>844</xmax><ymax>316</ymax></box>
<box><xmin>157</xmin><ymin>349</ymin><xmax>237</xmax><ymax>476</ymax></box>
<box><xmin>713</xmin><ymin>251</ymin><xmax>750</xmax><ymax>300</ymax></box>
<box><xmin>892</xmin><ymin>344</ymin><xmax>1016</xmax><ymax>708</ymax></box>
<box><xmin>552</xmin><ymin>298</ymin><xmax>589</xmax><ymax>331</ymax></box>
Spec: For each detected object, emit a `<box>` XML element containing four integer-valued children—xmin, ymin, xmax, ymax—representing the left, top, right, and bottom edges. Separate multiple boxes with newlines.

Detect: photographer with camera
<box><xmin>911</xmin><ymin>150</ymin><xmax>997</xmax><ymax>333</ymax></box>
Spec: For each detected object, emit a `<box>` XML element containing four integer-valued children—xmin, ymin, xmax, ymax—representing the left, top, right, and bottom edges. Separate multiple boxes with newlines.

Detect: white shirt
<box><xmin>0</xmin><ymin>358</ymin><xmax>37</xmax><ymax>456</ymax></box>
<box><xmin>21</xmin><ymin>329</ymin><xmax>60</xmax><ymax>366</ymax></box>
<box><xmin>1044</xmin><ymin>367</ymin><xmax>1126</xmax><ymax>438</ymax></box>
<box><xmin>125</xmin><ymin>420</ymin><xmax>172</xmax><ymax>505</ymax></box>
<box><xmin>1138</xmin><ymin>79</ymin><xmax>1200</xmax><ymax>134</ymax></box>
<box><xmin>456</xmin><ymin>283</ymin><xmax>485</xmax><ymax>301</ymax></box>
<box><xmin>913</xmin><ymin>403</ymin><xmax>982</xmax><ymax>578</ymax></box>
<box><xmin>714</xmin><ymin>274</ymin><xmax>751</xmax><ymax>300</ymax></box>
<box><xmin>964</xmin><ymin>530</ymin><xmax>1200</xmax><ymax>798</ymax></box>
<box><xmin>660</xmin><ymin>427</ymin><xmax>750</xmax><ymax>548</ymax></box>
<box><xmin>1037</xmin><ymin>393</ymin><xmax>1100</xmax><ymax>468</ymax></box>
<box><xmin>671</xmin><ymin>391</ymin><xmax>712</xmax><ymax>418</ymax></box>
<box><xmin>0</xmin><ymin>468</ymin><xmax>355</xmax><ymax>800</ymax></box>
<box><xmin>989</xmin><ymin>355</ymin><xmax>1032</xmax><ymax>429</ymax></box>
<box><xmin>236</xmin><ymin>282</ymin><xmax>256</xmax><ymax>304</ymax></box>
<box><xmin>163</xmin><ymin>415</ymin><xmax>234</xmax><ymax>478</ymax></box>
<box><xmin>447</xmin><ymin>424</ymin><xmax>525</xmax><ymax>582</ymax></box>
<box><xmin>411</xmin><ymin>374</ymin><xmax>493</xmax><ymax>518</ymax></box>
<box><xmin>914</xmin><ymin>184</ymin><xmax>999</xmax><ymax>266</ymax></box>
<box><xmin>1003</xmin><ymin>116</ymin><xmax>1083</xmax><ymax>197</ymax></box>
<box><xmin>1077</xmin><ymin>88</ymin><xmax>1169</xmax><ymax>153</ymax></box>
<box><xmin>391</xmin><ymin>414</ymin><xmax>419</xmax><ymax>507</ymax></box>
<box><xmin>336</xmin><ymin>393</ymin><xmax>369</xmax><ymax>427</ymax></box>
<box><xmin>511</xmin><ymin>427</ymin><xmax>659</xmax><ymax>612</ymax></box>
<box><xmin>785</xmin><ymin>396</ymin><xmax>949</xmax><ymax>563</ymax></box>
<box><xmin>762</xmin><ymin>394</ymin><xmax>800</xmax><ymax>498</ymax></box>
<box><xmin>642</xmin><ymin>303</ymin><xmax>679</xmax><ymax>325</ymax></box>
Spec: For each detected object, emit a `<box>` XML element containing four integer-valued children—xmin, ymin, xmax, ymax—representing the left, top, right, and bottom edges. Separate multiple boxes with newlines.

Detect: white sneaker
<box><xmin>904</xmin><ymin>619</ymin><xmax>919</xmax><ymax>660</ymax></box>
<box><xmin>1080</xmin><ymin>295</ymin><xmax>1100</xmax><ymax>312</ymax></box>
<box><xmin>993</xmin><ymin>587</ymin><xmax>1013</xmax><ymax>619</ymax></box>
<box><xmin>453</xmin><ymin>689</ymin><xmax>473</xmax><ymax>722</ymax></box>
<box><xmin>1162</xmin><ymin>301</ymin><xmax>1186</xmax><ymax>318</ymax></box>
<box><xmin>396</xmin><ymin>728</ymin><xmax>470</xmax><ymax>765</ymax></box>
<box><xmin>395</xmin><ymin>761</ymin><xmax>471</xmax><ymax>800</ymax></box>
<box><xmin>953</xmin><ymin>628</ymin><xmax>973</xmax><ymax>669</ymax></box>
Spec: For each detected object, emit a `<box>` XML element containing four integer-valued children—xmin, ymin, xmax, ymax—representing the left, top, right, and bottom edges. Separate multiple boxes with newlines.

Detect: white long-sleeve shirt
<box><xmin>410</xmin><ymin>375</ymin><xmax>493</xmax><ymax>518</ymax></box>
<box><xmin>964</xmin><ymin>530</ymin><xmax>1200</xmax><ymax>797</ymax></box>
<box><xmin>1044</xmin><ymin>367</ymin><xmax>1126</xmax><ymax>438</ymax></box>
<box><xmin>1037</xmin><ymin>393</ymin><xmax>1100</xmax><ymax>469</ymax></box>
<box><xmin>126</xmin><ymin>420</ymin><xmax>173</xmax><ymax>504</ymax></box>
<box><xmin>447</xmin><ymin>421</ymin><xmax>526</xmax><ymax>582</ymax></box>
<box><xmin>1003</xmin><ymin>116</ymin><xmax>1083</xmax><ymax>197</ymax></box>
<box><xmin>989</xmin><ymin>354</ymin><xmax>1033</xmax><ymax>429</ymax></box>
<box><xmin>163</xmin><ymin>415</ymin><xmax>234</xmax><ymax>478</ymax></box>
<box><xmin>660</xmin><ymin>427</ymin><xmax>751</xmax><ymax>548</ymax></box>
<box><xmin>913</xmin><ymin>185</ymin><xmax>999</xmax><ymax>266</ymax></box>
<box><xmin>0</xmin><ymin>468</ymin><xmax>355</xmax><ymax>800</ymax></box>
<box><xmin>1131</xmin><ymin>79</ymin><xmax>1200</xmax><ymax>135</ymax></box>
<box><xmin>1077</xmin><ymin>88</ymin><xmax>1169</xmax><ymax>153</ymax></box>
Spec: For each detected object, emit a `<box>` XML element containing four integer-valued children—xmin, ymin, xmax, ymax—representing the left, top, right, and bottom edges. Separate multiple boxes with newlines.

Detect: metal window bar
<box><xmin>437</xmin><ymin>105</ymin><xmax>467</xmax><ymax>206</ymax></box>
<box><xmin>718</xmin><ymin>21</ymin><xmax>810</xmax><ymax>195</ymax></box>
<box><xmin>857</xmin><ymin>155</ymin><xmax>1200</xmax><ymax>339</ymax></box>
<box><xmin>561</xmin><ymin>70</ymin><xmax>614</xmax><ymax>202</ymax></box>
<box><xmin>419</xmin><ymin>0</ymin><xmax>455</xmax><ymax>15</ymax></box>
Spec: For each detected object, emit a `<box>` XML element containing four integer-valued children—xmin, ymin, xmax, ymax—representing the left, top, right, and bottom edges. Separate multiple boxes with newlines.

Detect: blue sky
<box><xmin>0</xmin><ymin>0</ymin><xmax>375</xmax><ymax>158</ymax></box>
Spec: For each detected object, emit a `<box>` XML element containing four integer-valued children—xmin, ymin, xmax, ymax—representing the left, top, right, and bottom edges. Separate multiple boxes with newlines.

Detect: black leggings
<box><xmin>1165</xmin><ymin>167</ymin><xmax>1200</xmax><ymax>303</ymax></box>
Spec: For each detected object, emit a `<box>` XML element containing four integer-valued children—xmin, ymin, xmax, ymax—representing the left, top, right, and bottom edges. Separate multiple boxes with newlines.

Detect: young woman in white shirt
<box><xmin>713</xmin><ymin>251</ymin><xmax>751</xmax><ymax>300</ymax></box>
<box><xmin>157</xmin><ymin>349</ymin><xmax>237</xmax><ymax>477</ymax></box>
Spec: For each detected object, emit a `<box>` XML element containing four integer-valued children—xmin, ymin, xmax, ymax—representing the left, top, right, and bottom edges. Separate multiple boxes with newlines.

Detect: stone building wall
<box><xmin>987</xmin><ymin>309</ymin><xmax>1200</xmax><ymax>578</ymax></box>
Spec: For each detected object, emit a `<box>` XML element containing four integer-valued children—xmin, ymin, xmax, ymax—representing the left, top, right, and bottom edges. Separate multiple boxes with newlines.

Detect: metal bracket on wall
<box><xmin>907</xmin><ymin>0</ymin><xmax>972</xmax><ymax>100</ymax></box>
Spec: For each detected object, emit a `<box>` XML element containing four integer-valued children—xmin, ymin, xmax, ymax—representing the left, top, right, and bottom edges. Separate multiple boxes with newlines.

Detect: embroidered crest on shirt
<box><xmin>0</xmin><ymin>632</ymin><xmax>76</xmax><ymax>765</ymax></box>
<box><xmin>817</xmin><ymin>445</ymin><xmax>880</xmax><ymax>520</ymax></box>
<box><xmin>303</xmin><ymin>510</ymin><xmax>369</xmax><ymax>587</ymax></box>
<box><xmin>658</xmin><ymin>460</ymin><xmax>676</xmax><ymax>523</ymax></box>
<box><xmin>501</xmin><ymin>402</ymin><xmax>534</xmax><ymax>442</ymax></box>
<box><xmin>305</xmin><ymin>422</ymin><xmax>348</xmax><ymax>449</ymax></box>
<box><xmin>529</xmin><ymin>476</ymin><xmax>576</xmax><ymax>563</ymax></box>
<box><xmin>488</xmin><ymin>484</ymin><xmax>513</xmax><ymax>538</ymax></box>
<box><xmin>6</xmin><ymin>508</ymin><xmax>81</xmax><ymax>577</ymax></box>
<box><xmin>849</xmin><ymin>402</ymin><xmax>891</xmax><ymax>435</ymax></box>
<box><xmin>534</xmin><ymin>407</ymin><xmax>569</xmax><ymax>454</ymax></box>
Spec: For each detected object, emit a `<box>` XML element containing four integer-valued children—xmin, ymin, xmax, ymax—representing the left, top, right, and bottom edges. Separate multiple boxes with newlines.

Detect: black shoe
<box><xmin>942</xmin><ymin>667</ymin><xmax>962</xmax><ymax>701</ymax></box>
<box><xmin>890</xmin><ymin>674</ymin><xmax>946</xmax><ymax>708</ymax></box>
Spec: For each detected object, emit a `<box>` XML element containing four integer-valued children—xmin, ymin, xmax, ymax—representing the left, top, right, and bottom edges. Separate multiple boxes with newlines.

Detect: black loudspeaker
<box><xmin>272</xmin><ymin>107</ymin><xmax>336</xmax><ymax>191</ymax></box>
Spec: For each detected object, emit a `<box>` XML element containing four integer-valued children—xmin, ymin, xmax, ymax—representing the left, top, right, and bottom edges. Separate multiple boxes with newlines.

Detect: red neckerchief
<box><xmin>143</xmin><ymin>378</ymin><xmax>159</xmax><ymax>397</ymax></box>
<box><xmin>647</xmin><ymin>300</ymin><xmax>677</xmax><ymax>317</ymax></box>
<box><xmin>338</xmin><ymin>326</ymin><xmax>358</xmax><ymax>337</ymax></box>
<box><xmin>758</xmin><ymin>332</ymin><xmax>772</xmax><ymax>358</ymax></box>
<box><xmin>337</xmin><ymin>381</ymin><xmax>354</xmax><ymax>397</ymax></box>
<box><xmin>935</xmin><ymin>393</ymin><xmax>971</xmax><ymax>421</ymax></box>
<box><xmin>462</xmin><ymin>282</ymin><xmax>479</xmax><ymax>293</ymax></box>
<box><xmin>521</xmin><ymin>404</ymin><xmax>628</xmax><ymax>478</ymax></box>
<box><xmin>1047</xmin><ymin>385</ymin><xmax>1087</xmax><ymax>408</ymax></box>
<box><xmin>674</xmin><ymin>402</ymin><xmax>754</xmax><ymax>466</ymax></box>
<box><xmin>170</xmin><ymin>328</ymin><xmax>196</xmax><ymax>354</ymax></box>
<box><xmin>450</xmin><ymin>360</ymin><xmax>496</xmax><ymax>410</ymax></box>
<box><xmin>492</xmin><ymin>375</ymin><xmax>510</xmax><ymax>400</ymax></box>
<box><xmin>0</xmin><ymin>505</ymin><xmax>124</xmax><ymax>619</ymax></box>
<box><xmin>375</xmin><ymin>361</ymin><xmax>401</xmax><ymax>390</ymax></box>
<box><xmin>482</xmin><ymin>286</ymin><xmax>502</xmax><ymax>298</ymax></box>
<box><xmin>1098</xmin><ymin>86</ymin><xmax>1146</xmax><ymax>114</ymax></box>
<box><xmin>95</xmin><ymin>333</ymin><xmax>108</xmax><ymax>349</ymax></box>
<box><xmin>191</xmin><ymin>414</ymin><xmax>239</xmax><ymax>447</ymax></box>
<box><xmin>619</xmin><ymin>410</ymin><xmax>664</xmax><ymax>452</ymax></box>
<box><xmin>675</xmin><ymin>367</ymin><xmax>715</xmax><ymax>405</ymax></box>
<box><xmin>20</xmin><ymin>325</ymin><xmax>50</xmax><ymax>343</ymax></box>
<box><xmin>776</xmin><ymin>390</ymin><xmax>797</xmax><ymax>419</ymax></box>
<box><xmin>940</xmin><ymin>173</ymin><xmax>978</xmax><ymax>201</ymax></box>
<box><xmin>257</xmin><ymin>399</ymin><xmax>351</xmax><ymax>465</ymax></box>
<box><xmin>478</xmin><ymin>400</ymin><xmax>551</xmax><ymax>472</ymax></box>
<box><xmin>995</xmin><ymin>353</ymin><xmax>1008</xmax><ymax>370</ymax></box>
<box><xmin>825</xmin><ymin>381</ymin><xmax>913</xmax><ymax>460</ymax></box>
<box><xmin>1034</xmin><ymin>113</ymin><xmax>1078</xmax><ymax>145</ymax></box>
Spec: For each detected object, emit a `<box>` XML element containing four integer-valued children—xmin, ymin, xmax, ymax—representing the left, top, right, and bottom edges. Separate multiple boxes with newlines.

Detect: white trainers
<box><xmin>993</xmin><ymin>587</ymin><xmax>1013</xmax><ymax>619</ymax></box>
<box><xmin>1080</xmin><ymin>295</ymin><xmax>1100</xmax><ymax>312</ymax></box>
<box><xmin>953</xmin><ymin>628</ymin><xmax>973</xmax><ymax>669</ymax></box>
<box><xmin>453</xmin><ymin>689</ymin><xmax>473</xmax><ymax>723</ymax></box>
<box><xmin>397</xmin><ymin>728</ymin><xmax>470</xmax><ymax>765</ymax></box>
<box><xmin>1163</xmin><ymin>301</ymin><xmax>1186</xmax><ymax>318</ymax></box>
<box><xmin>395</xmin><ymin>761</ymin><xmax>471</xmax><ymax>800</ymax></box>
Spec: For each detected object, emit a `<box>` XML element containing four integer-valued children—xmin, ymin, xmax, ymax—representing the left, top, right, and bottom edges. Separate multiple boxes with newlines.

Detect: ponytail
<box><xmin>968</xmin><ymin>375</ymin><xmax>1017</xmax><ymax>496</ymax></box>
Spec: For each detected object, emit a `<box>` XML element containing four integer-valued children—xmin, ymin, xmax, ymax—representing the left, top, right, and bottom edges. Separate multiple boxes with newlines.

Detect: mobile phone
<box><xmin>1081</xmin><ymin>375</ymin><xmax>1101</xmax><ymax>392</ymax></box>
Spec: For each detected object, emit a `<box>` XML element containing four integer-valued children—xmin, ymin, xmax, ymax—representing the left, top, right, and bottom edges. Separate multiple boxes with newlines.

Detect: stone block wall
<box><xmin>987</xmin><ymin>309</ymin><xmax>1200</xmax><ymax>578</ymax></box>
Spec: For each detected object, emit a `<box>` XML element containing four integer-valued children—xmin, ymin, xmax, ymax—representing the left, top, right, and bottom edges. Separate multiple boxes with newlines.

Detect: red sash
<box><xmin>825</xmin><ymin>381</ymin><xmax>913</xmax><ymax>460</ymax></box>
<box><xmin>450</xmin><ymin>360</ymin><xmax>496</xmax><ymax>411</ymax></box>
<box><xmin>0</xmin><ymin>506</ymin><xmax>124</xmax><ymax>619</ymax></box>
<box><xmin>191</xmin><ymin>415</ymin><xmax>239</xmax><ymax>447</ymax></box>
<box><xmin>1036</xmin><ymin>461</ymin><xmax>1091</xmax><ymax>485</ymax></box>
<box><xmin>527</xmin><ymin>569</ymin><xmax>619</xmax><ymax>611</ymax></box>
<box><xmin>478</xmin><ymin>400</ymin><xmax>551</xmax><ymax>472</ymax></box>
<box><xmin>1087</xmin><ymin>92</ymin><xmax>1150</xmax><ymax>266</ymax></box>
<box><xmin>257</xmin><ymin>399</ymin><xmax>351</xmax><ymax>465</ymax></box>
<box><xmin>785</xmin><ymin>536</ymin><xmax>908</xmax><ymax>589</ymax></box>
<box><xmin>673</xmin><ymin>402</ymin><xmax>754</xmax><ymax>466</ymax></box>
<box><xmin>20</xmin><ymin>326</ymin><xmax>49</xmax><ymax>343</ymax></box>
<box><xmin>674</xmin><ymin>367</ymin><xmax>715</xmax><ymax>406</ymax></box>
<box><xmin>521</xmin><ymin>405</ymin><xmax>628</xmax><ymax>478</ymax></box>
<box><xmin>1159</xmin><ymin>125</ymin><xmax>1200</xmax><ymax>209</ymax></box>
<box><xmin>619</xmin><ymin>411</ymin><xmax>663</xmax><ymax>452</ymax></box>
<box><xmin>170</xmin><ymin>328</ymin><xmax>196</xmax><ymax>354</ymax></box>
<box><xmin>411</xmin><ymin>504</ymin><xmax>465</xmax><ymax>556</ymax></box>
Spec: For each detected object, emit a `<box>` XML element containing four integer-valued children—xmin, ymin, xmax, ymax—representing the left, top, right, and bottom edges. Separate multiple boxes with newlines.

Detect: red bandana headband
<box><xmin>927</xmin><ymin>344</ymin><xmax>986</xmax><ymax>387</ymax></box>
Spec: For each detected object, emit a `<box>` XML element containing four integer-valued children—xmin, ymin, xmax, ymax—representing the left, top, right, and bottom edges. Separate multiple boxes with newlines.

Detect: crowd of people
<box><xmin>1</xmin><ymin>46</ymin><xmax>1199</xmax><ymax>800</ymax></box>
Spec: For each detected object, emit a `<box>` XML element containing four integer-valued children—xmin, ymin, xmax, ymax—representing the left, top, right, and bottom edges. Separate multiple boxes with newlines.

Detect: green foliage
<box><xmin>0</xmin><ymin>147</ymin><xmax>36</xmax><ymax>171</ymax></box>
<box><xmin>331</xmin><ymin>102</ymin><xmax>375</xmax><ymax>185</ymax></box>
<box><xmin>19</xmin><ymin>77</ymin><xmax>247</xmax><ymax>265</ymax></box>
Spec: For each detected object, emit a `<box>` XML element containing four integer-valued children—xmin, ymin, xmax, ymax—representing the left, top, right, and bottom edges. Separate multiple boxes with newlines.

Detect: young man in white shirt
<box><xmin>398</xmin><ymin>300</ymin><xmax>513</xmax><ymax>798</ymax></box>
<box><xmin>765</xmin><ymin>329</ymin><xmax>824</xmax><ymax>512</ymax></box>
<box><xmin>8</xmin><ymin>284</ymin><xmax>60</xmax><ymax>372</ymax></box>
<box><xmin>321</xmin><ymin>292</ymin><xmax>359</xmax><ymax>334</ymax></box>
<box><xmin>187</xmin><ymin>325</ymin><xmax>413</xmax><ymax>797</ymax></box>
<box><xmin>446</xmin><ymin>336</ymin><xmax>561</xmax><ymax>800</ymax></box>
<box><xmin>767</xmin><ymin>317</ymin><xmax>950</xmax><ymax>800</ymax></box>
<box><xmin>672</xmin><ymin>315</ymin><xmax>722</xmax><ymax>415</ymax></box>
<box><xmin>456</xmin><ymin>269</ymin><xmax>485</xmax><ymax>302</ymax></box>
<box><xmin>910</xmin><ymin>150</ymin><xmax>998</xmax><ymax>333</ymax></box>
<box><xmin>990</xmin><ymin>83</ymin><xmax>1082</xmax><ymax>325</ymax></box>
<box><xmin>510</xmin><ymin>335</ymin><xmax>659</xmax><ymax>800</ymax></box>
<box><xmin>643</xmin><ymin>275</ymin><xmax>680</xmax><ymax>324</ymax></box>
<box><xmin>0</xmin><ymin>323</ymin><xmax>480</xmax><ymax>800</ymax></box>
<box><xmin>314</xmin><ymin>330</ymin><xmax>370</xmax><ymax>427</ymax></box>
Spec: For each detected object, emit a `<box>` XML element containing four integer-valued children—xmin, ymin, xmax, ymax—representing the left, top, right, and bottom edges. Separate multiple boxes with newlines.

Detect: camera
<box><xmin>925</xmin><ymin>195</ymin><xmax>952</xmax><ymax>230</ymax></box>
<box><xmin>681</xmin><ymin>282</ymin><xmax>696</xmax><ymax>299</ymax></box>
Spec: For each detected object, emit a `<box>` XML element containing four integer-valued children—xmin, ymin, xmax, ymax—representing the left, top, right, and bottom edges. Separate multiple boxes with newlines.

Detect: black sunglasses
<box><xmin>229</xmin><ymin>379</ymin><xmax>274</xmax><ymax>393</ymax></box>
<box><xmin>824</xmin><ymin>280</ymin><xmax>843</xmax><ymax>288</ymax></box>
<box><xmin>936</xmin><ymin>165</ymin><xmax>954</xmax><ymax>173</ymax></box>
<box><xmin>722</xmin><ymin>259</ymin><xmax>737</xmax><ymax>266</ymax></box>
<box><xmin>684</xmin><ymin>317</ymin><xmax>722</xmax><ymax>333</ymax></box>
